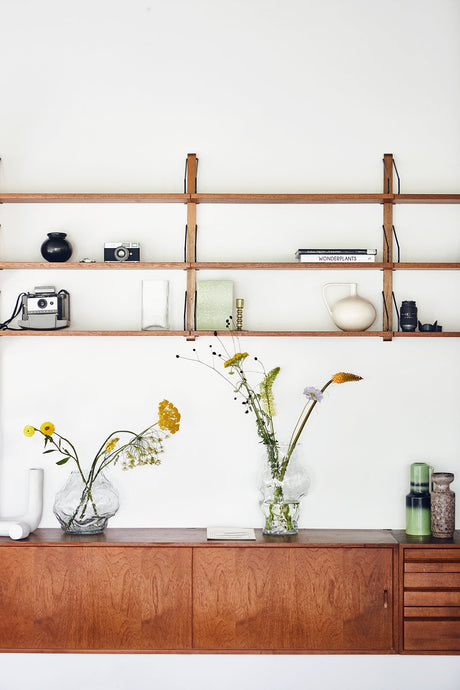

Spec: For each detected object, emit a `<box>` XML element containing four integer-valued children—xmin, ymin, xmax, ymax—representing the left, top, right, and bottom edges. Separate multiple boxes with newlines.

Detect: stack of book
<box><xmin>295</xmin><ymin>248</ymin><xmax>377</xmax><ymax>263</ymax></box>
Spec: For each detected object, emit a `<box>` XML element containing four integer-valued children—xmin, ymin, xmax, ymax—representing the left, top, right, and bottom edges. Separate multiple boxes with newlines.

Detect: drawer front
<box><xmin>405</xmin><ymin>562</ymin><xmax>460</xmax><ymax>573</ymax></box>
<box><xmin>405</xmin><ymin>548</ymin><xmax>460</xmax><ymax>562</ymax></box>
<box><xmin>403</xmin><ymin>546</ymin><xmax>460</xmax><ymax>653</ymax></box>
<box><xmin>405</xmin><ymin>572</ymin><xmax>460</xmax><ymax>589</ymax></box>
<box><xmin>405</xmin><ymin>606</ymin><xmax>460</xmax><ymax>618</ymax></box>
<box><xmin>405</xmin><ymin>620</ymin><xmax>460</xmax><ymax>651</ymax></box>
<box><xmin>405</xmin><ymin>590</ymin><xmax>460</xmax><ymax>607</ymax></box>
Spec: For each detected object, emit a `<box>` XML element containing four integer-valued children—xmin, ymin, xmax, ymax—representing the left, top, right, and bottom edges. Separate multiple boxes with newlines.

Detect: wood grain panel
<box><xmin>404</xmin><ymin>621</ymin><xmax>460</xmax><ymax>651</ymax></box>
<box><xmin>0</xmin><ymin>546</ymin><xmax>192</xmax><ymax>651</ymax></box>
<box><xmin>193</xmin><ymin>547</ymin><xmax>393</xmax><ymax>651</ymax></box>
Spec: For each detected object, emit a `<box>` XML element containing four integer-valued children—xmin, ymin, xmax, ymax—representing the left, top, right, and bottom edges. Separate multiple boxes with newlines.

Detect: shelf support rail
<box><xmin>382</xmin><ymin>224</ymin><xmax>401</xmax><ymax>263</ymax></box>
<box><xmin>383</xmin><ymin>155</ymin><xmax>401</xmax><ymax>194</ymax></box>
<box><xmin>392</xmin><ymin>292</ymin><xmax>400</xmax><ymax>332</ymax></box>
<box><xmin>184</xmin><ymin>154</ymin><xmax>198</xmax><ymax>336</ymax></box>
<box><xmin>382</xmin><ymin>290</ymin><xmax>390</xmax><ymax>332</ymax></box>
<box><xmin>184</xmin><ymin>154</ymin><xmax>199</xmax><ymax>194</ymax></box>
<box><xmin>382</xmin><ymin>154</ymin><xmax>395</xmax><ymax>334</ymax></box>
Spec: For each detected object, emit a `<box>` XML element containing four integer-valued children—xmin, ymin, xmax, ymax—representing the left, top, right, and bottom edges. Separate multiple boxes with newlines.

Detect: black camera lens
<box><xmin>400</xmin><ymin>300</ymin><xmax>417</xmax><ymax>331</ymax></box>
<box><xmin>37</xmin><ymin>298</ymin><xmax>48</xmax><ymax>309</ymax></box>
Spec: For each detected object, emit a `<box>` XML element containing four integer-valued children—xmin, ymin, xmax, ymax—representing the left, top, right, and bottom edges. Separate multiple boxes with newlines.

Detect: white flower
<box><xmin>303</xmin><ymin>386</ymin><xmax>323</xmax><ymax>402</ymax></box>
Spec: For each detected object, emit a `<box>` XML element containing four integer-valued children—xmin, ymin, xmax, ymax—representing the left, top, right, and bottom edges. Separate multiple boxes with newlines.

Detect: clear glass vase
<box><xmin>260</xmin><ymin>443</ymin><xmax>310</xmax><ymax>535</ymax></box>
<box><xmin>53</xmin><ymin>470</ymin><xmax>119</xmax><ymax>534</ymax></box>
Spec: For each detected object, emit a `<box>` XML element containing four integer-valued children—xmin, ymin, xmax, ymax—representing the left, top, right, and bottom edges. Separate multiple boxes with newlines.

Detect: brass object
<box><xmin>236</xmin><ymin>298</ymin><xmax>244</xmax><ymax>331</ymax></box>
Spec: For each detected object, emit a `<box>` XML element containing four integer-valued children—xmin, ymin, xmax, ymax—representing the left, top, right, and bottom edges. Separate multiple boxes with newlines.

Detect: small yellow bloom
<box><xmin>23</xmin><ymin>425</ymin><xmax>35</xmax><ymax>437</ymax></box>
<box><xmin>105</xmin><ymin>437</ymin><xmax>119</xmax><ymax>453</ymax></box>
<box><xmin>40</xmin><ymin>421</ymin><xmax>55</xmax><ymax>436</ymax></box>
<box><xmin>224</xmin><ymin>352</ymin><xmax>249</xmax><ymax>368</ymax></box>
<box><xmin>158</xmin><ymin>399</ymin><xmax>181</xmax><ymax>434</ymax></box>
<box><xmin>332</xmin><ymin>372</ymin><xmax>363</xmax><ymax>384</ymax></box>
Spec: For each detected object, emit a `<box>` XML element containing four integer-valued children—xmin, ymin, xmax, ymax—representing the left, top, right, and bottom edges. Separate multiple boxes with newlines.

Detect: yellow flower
<box><xmin>23</xmin><ymin>425</ymin><xmax>35</xmax><ymax>437</ymax></box>
<box><xmin>40</xmin><ymin>421</ymin><xmax>55</xmax><ymax>436</ymax></box>
<box><xmin>158</xmin><ymin>399</ymin><xmax>181</xmax><ymax>434</ymax></box>
<box><xmin>105</xmin><ymin>437</ymin><xmax>119</xmax><ymax>453</ymax></box>
<box><xmin>332</xmin><ymin>372</ymin><xmax>363</xmax><ymax>384</ymax></box>
<box><xmin>224</xmin><ymin>352</ymin><xmax>249</xmax><ymax>368</ymax></box>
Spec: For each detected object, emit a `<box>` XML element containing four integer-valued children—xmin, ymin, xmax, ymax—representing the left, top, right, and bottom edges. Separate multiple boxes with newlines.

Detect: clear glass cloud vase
<box><xmin>53</xmin><ymin>470</ymin><xmax>119</xmax><ymax>534</ymax></box>
<box><xmin>260</xmin><ymin>443</ymin><xmax>310</xmax><ymax>536</ymax></box>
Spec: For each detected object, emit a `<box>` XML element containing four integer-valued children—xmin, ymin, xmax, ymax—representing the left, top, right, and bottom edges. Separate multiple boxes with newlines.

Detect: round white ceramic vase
<box><xmin>322</xmin><ymin>282</ymin><xmax>376</xmax><ymax>331</ymax></box>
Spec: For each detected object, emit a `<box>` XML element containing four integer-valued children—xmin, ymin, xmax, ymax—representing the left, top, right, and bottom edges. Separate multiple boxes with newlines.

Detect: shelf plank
<box><xmin>192</xmin><ymin>262</ymin><xmax>389</xmax><ymax>270</ymax></box>
<box><xmin>0</xmin><ymin>330</ymin><xmax>190</xmax><ymax>336</ymax></box>
<box><xmin>2</xmin><ymin>192</ymin><xmax>459</xmax><ymax>205</ymax></box>
<box><xmin>0</xmin><ymin>261</ymin><xmax>188</xmax><ymax>270</ymax></box>
<box><xmin>192</xmin><ymin>193</ymin><xmax>393</xmax><ymax>204</ymax></box>
<box><xmin>393</xmin><ymin>331</ymin><xmax>460</xmax><ymax>337</ymax></box>
<box><xmin>191</xmin><ymin>330</ymin><xmax>390</xmax><ymax>337</ymax></box>
<box><xmin>393</xmin><ymin>194</ymin><xmax>460</xmax><ymax>204</ymax></box>
<box><xmin>2</xmin><ymin>329</ymin><xmax>460</xmax><ymax>338</ymax></box>
<box><xmin>0</xmin><ymin>193</ymin><xmax>188</xmax><ymax>204</ymax></box>
<box><xmin>1</xmin><ymin>261</ymin><xmax>460</xmax><ymax>271</ymax></box>
<box><xmin>3</xmin><ymin>261</ymin><xmax>460</xmax><ymax>271</ymax></box>
<box><xmin>394</xmin><ymin>262</ymin><xmax>460</xmax><ymax>270</ymax></box>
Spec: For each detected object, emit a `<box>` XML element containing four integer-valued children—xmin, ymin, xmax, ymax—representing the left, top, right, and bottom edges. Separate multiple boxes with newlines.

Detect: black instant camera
<box><xmin>18</xmin><ymin>286</ymin><xmax>70</xmax><ymax>330</ymax></box>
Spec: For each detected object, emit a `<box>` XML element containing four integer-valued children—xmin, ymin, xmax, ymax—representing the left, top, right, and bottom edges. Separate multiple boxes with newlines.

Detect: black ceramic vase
<box><xmin>41</xmin><ymin>232</ymin><xmax>73</xmax><ymax>262</ymax></box>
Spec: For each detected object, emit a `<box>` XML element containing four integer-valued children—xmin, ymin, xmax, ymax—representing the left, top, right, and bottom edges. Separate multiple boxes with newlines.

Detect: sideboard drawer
<box><xmin>404</xmin><ymin>621</ymin><xmax>460</xmax><ymax>652</ymax></box>
<box><xmin>405</xmin><ymin>590</ymin><xmax>460</xmax><ymax>607</ymax></box>
<box><xmin>405</xmin><ymin>572</ymin><xmax>460</xmax><ymax>589</ymax></box>
<box><xmin>402</xmin><ymin>546</ymin><xmax>460</xmax><ymax>653</ymax></box>
<box><xmin>405</xmin><ymin>549</ymin><xmax>460</xmax><ymax>562</ymax></box>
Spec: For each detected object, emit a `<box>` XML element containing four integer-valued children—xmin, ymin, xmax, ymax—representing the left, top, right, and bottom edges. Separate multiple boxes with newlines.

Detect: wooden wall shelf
<box><xmin>0</xmin><ymin>330</ymin><xmax>189</xmax><ymax>337</ymax></box>
<box><xmin>2</xmin><ymin>330</ymin><xmax>460</xmax><ymax>339</ymax></box>
<box><xmin>0</xmin><ymin>193</ymin><xmax>188</xmax><ymax>204</ymax></box>
<box><xmin>1</xmin><ymin>153</ymin><xmax>459</xmax><ymax>338</ymax></box>
<box><xmin>0</xmin><ymin>262</ymin><xmax>188</xmax><ymax>270</ymax></box>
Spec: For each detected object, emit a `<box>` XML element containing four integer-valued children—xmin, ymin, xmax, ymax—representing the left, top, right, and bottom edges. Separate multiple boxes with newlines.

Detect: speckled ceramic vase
<box><xmin>431</xmin><ymin>472</ymin><xmax>455</xmax><ymax>539</ymax></box>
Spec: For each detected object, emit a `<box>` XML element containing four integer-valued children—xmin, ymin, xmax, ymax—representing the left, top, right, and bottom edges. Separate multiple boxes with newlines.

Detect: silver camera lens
<box><xmin>37</xmin><ymin>298</ymin><xmax>48</xmax><ymax>309</ymax></box>
<box><xmin>114</xmin><ymin>246</ymin><xmax>129</xmax><ymax>261</ymax></box>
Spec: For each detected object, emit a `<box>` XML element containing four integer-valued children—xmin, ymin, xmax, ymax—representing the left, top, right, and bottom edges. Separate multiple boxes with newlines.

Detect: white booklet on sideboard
<box><xmin>206</xmin><ymin>527</ymin><xmax>256</xmax><ymax>541</ymax></box>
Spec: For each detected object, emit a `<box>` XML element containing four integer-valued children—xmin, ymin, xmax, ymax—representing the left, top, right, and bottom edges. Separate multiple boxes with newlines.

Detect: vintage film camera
<box><xmin>104</xmin><ymin>242</ymin><xmax>140</xmax><ymax>262</ymax></box>
<box><xmin>18</xmin><ymin>286</ymin><xmax>70</xmax><ymax>330</ymax></box>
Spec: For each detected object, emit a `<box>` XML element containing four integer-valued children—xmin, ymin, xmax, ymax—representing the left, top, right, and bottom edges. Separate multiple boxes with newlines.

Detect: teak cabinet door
<box><xmin>193</xmin><ymin>546</ymin><xmax>394</xmax><ymax>651</ymax></box>
<box><xmin>0</xmin><ymin>546</ymin><xmax>192</xmax><ymax>651</ymax></box>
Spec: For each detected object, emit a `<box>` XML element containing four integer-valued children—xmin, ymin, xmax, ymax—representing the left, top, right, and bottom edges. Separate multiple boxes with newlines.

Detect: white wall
<box><xmin>1</xmin><ymin>0</ymin><xmax>460</xmax><ymax>687</ymax></box>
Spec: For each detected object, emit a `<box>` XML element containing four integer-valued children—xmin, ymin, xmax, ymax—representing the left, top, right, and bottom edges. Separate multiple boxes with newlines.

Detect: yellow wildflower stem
<box><xmin>46</xmin><ymin>431</ymin><xmax>86</xmax><ymax>484</ymax></box>
<box><xmin>89</xmin><ymin>426</ymin><xmax>155</xmax><ymax>482</ymax></box>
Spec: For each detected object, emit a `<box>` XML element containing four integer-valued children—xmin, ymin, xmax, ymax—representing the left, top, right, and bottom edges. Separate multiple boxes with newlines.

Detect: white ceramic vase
<box><xmin>322</xmin><ymin>283</ymin><xmax>376</xmax><ymax>332</ymax></box>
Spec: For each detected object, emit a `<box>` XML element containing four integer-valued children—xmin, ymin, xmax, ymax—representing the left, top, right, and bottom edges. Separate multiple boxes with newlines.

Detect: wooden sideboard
<box><xmin>0</xmin><ymin>528</ymin><xmax>398</xmax><ymax>654</ymax></box>
<box><xmin>2</xmin><ymin>528</ymin><xmax>460</xmax><ymax>654</ymax></box>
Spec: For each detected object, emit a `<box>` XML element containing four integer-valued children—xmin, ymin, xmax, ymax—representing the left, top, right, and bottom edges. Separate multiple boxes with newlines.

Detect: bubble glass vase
<box><xmin>260</xmin><ymin>444</ymin><xmax>310</xmax><ymax>536</ymax></box>
<box><xmin>53</xmin><ymin>470</ymin><xmax>119</xmax><ymax>534</ymax></box>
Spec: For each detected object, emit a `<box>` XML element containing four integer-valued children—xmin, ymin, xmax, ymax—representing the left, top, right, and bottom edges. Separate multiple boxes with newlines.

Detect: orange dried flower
<box><xmin>332</xmin><ymin>372</ymin><xmax>363</xmax><ymax>384</ymax></box>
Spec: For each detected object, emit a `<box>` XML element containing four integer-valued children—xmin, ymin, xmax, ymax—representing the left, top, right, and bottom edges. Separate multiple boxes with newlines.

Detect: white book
<box><xmin>206</xmin><ymin>527</ymin><xmax>256</xmax><ymax>541</ymax></box>
<box><xmin>298</xmin><ymin>253</ymin><xmax>376</xmax><ymax>263</ymax></box>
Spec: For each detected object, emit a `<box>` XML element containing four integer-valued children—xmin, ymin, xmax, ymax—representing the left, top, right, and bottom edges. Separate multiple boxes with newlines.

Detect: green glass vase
<box><xmin>406</xmin><ymin>462</ymin><xmax>432</xmax><ymax>536</ymax></box>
